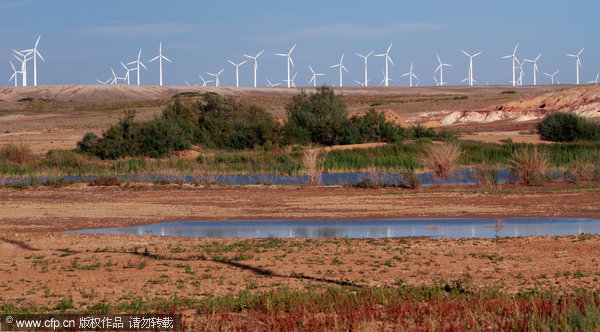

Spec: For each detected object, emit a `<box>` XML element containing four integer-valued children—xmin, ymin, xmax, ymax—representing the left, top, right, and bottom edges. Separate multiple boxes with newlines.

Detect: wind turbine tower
<box><xmin>402</xmin><ymin>63</ymin><xmax>418</xmax><ymax>87</ymax></box>
<box><xmin>149</xmin><ymin>42</ymin><xmax>172</xmax><ymax>86</ymax></box>
<box><xmin>330</xmin><ymin>54</ymin><xmax>348</xmax><ymax>87</ymax></box>
<box><xmin>375</xmin><ymin>43</ymin><xmax>394</xmax><ymax>86</ymax></box>
<box><xmin>501</xmin><ymin>43</ymin><xmax>519</xmax><ymax>87</ymax></box>
<box><xmin>243</xmin><ymin>50</ymin><xmax>264</xmax><ymax>87</ymax></box>
<box><xmin>435</xmin><ymin>54</ymin><xmax>452</xmax><ymax>86</ymax></box>
<box><xmin>13</xmin><ymin>50</ymin><xmax>30</xmax><ymax>87</ymax></box>
<box><xmin>128</xmin><ymin>49</ymin><xmax>147</xmax><ymax>85</ymax></box>
<box><xmin>461</xmin><ymin>50</ymin><xmax>482</xmax><ymax>86</ymax></box>
<box><xmin>309</xmin><ymin>65</ymin><xmax>325</xmax><ymax>87</ymax></box>
<box><xmin>227</xmin><ymin>60</ymin><xmax>247</xmax><ymax>88</ymax></box>
<box><xmin>524</xmin><ymin>54</ymin><xmax>542</xmax><ymax>86</ymax></box>
<box><xmin>566</xmin><ymin>47</ymin><xmax>584</xmax><ymax>84</ymax></box>
<box><xmin>275</xmin><ymin>44</ymin><xmax>296</xmax><ymax>88</ymax></box>
<box><xmin>355</xmin><ymin>51</ymin><xmax>374</xmax><ymax>86</ymax></box>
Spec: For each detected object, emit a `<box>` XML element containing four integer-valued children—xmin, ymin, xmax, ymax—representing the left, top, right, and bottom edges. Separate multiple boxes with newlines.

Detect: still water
<box><xmin>69</xmin><ymin>218</ymin><xmax>600</xmax><ymax>239</ymax></box>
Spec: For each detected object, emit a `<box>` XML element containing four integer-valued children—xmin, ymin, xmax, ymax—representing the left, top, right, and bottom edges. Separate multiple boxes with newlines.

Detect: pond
<box><xmin>69</xmin><ymin>218</ymin><xmax>600</xmax><ymax>239</ymax></box>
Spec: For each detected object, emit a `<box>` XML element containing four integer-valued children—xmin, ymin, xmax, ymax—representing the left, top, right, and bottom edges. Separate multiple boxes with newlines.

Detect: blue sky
<box><xmin>1</xmin><ymin>0</ymin><xmax>598</xmax><ymax>87</ymax></box>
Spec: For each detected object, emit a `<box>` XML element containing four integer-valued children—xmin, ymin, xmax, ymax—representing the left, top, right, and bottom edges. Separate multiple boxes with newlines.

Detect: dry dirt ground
<box><xmin>1</xmin><ymin>184</ymin><xmax>600</xmax><ymax>309</ymax></box>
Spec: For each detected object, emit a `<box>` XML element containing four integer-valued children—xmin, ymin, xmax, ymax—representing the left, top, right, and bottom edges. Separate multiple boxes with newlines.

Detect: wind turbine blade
<box><xmin>435</xmin><ymin>64</ymin><xmax>441</xmax><ymax>73</ymax></box>
<box><xmin>309</xmin><ymin>65</ymin><xmax>315</xmax><ymax>74</ymax></box>
<box><xmin>289</xmin><ymin>44</ymin><xmax>296</xmax><ymax>54</ymax></box>
<box><xmin>473</xmin><ymin>52</ymin><xmax>482</xmax><ymax>57</ymax></box>
<box><xmin>330</xmin><ymin>64</ymin><xmax>339</xmax><ymax>68</ymax></box>
<box><xmin>289</xmin><ymin>57</ymin><xmax>295</xmax><ymax>68</ymax></box>
<box><xmin>461</xmin><ymin>50</ymin><xmax>469</xmax><ymax>56</ymax></box>
<box><xmin>513</xmin><ymin>43</ymin><xmax>518</xmax><ymax>55</ymax></box>
<box><xmin>256</xmin><ymin>50</ymin><xmax>264</xmax><ymax>57</ymax></box>
<box><xmin>36</xmin><ymin>50</ymin><xmax>45</xmax><ymax>62</ymax></box>
<box><xmin>163</xmin><ymin>56</ymin><xmax>172</xmax><ymax>63</ymax></box>
<box><xmin>240</xmin><ymin>60</ymin><xmax>247</xmax><ymax>66</ymax></box>
<box><xmin>566</xmin><ymin>54</ymin><xmax>576</xmax><ymax>57</ymax></box>
<box><xmin>374</xmin><ymin>54</ymin><xmax>385</xmax><ymax>57</ymax></box>
<box><xmin>227</xmin><ymin>60</ymin><xmax>235</xmax><ymax>66</ymax></box>
<box><xmin>137</xmin><ymin>49</ymin><xmax>142</xmax><ymax>60</ymax></box>
<box><xmin>139</xmin><ymin>61</ymin><xmax>148</xmax><ymax>70</ymax></box>
<box><xmin>35</xmin><ymin>35</ymin><xmax>41</xmax><ymax>48</ymax></box>
<box><xmin>13</xmin><ymin>49</ymin><xmax>24</xmax><ymax>57</ymax></box>
<box><xmin>535</xmin><ymin>53</ymin><xmax>542</xmax><ymax>61</ymax></box>
<box><xmin>340</xmin><ymin>54</ymin><xmax>344</xmax><ymax>63</ymax></box>
<box><xmin>274</xmin><ymin>53</ymin><xmax>287</xmax><ymax>56</ymax></box>
<box><xmin>342</xmin><ymin>65</ymin><xmax>348</xmax><ymax>72</ymax></box>
<box><xmin>501</xmin><ymin>55</ymin><xmax>512</xmax><ymax>59</ymax></box>
<box><xmin>185</xmin><ymin>80</ymin><xmax>190</xmax><ymax>86</ymax></box>
<box><xmin>127</xmin><ymin>61</ymin><xmax>136</xmax><ymax>65</ymax></box>
<box><xmin>217</xmin><ymin>68</ymin><xmax>224</xmax><ymax>75</ymax></box>
<box><xmin>387</xmin><ymin>43</ymin><xmax>392</xmax><ymax>53</ymax></box>
<box><xmin>149</xmin><ymin>56</ymin><xmax>159</xmax><ymax>62</ymax></box>
<box><xmin>578</xmin><ymin>47</ymin><xmax>585</xmax><ymax>56</ymax></box>
<box><xmin>10</xmin><ymin>61</ymin><xmax>15</xmax><ymax>71</ymax></box>
<box><xmin>355</xmin><ymin>52</ymin><xmax>363</xmax><ymax>58</ymax></box>
<box><xmin>243</xmin><ymin>54</ymin><xmax>252</xmax><ymax>59</ymax></box>
<box><xmin>367</xmin><ymin>50</ymin><xmax>374</xmax><ymax>57</ymax></box>
<box><xmin>388</xmin><ymin>56</ymin><xmax>395</xmax><ymax>66</ymax></box>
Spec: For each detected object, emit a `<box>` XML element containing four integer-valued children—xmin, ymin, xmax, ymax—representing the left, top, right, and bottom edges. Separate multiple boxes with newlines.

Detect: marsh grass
<box><xmin>421</xmin><ymin>142</ymin><xmax>462</xmax><ymax>183</ymax></box>
<box><xmin>0</xmin><ymin>143</ymin><xmax>33</xmax><ymax>165</ymax></box>
<box><xmin>509</xmin><ymin>147</ymin><xmax>548</xmax><ymax>186</ymax></box>
<box><xmin>302</xmin><ymin>146</ymin><xmax>326</xmax><ymax>185</ymax></box>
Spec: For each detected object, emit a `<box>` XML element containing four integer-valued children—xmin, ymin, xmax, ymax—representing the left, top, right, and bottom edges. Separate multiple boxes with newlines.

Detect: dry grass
<box><xmin>421</xmin><ymin>142</ymin><xmax>462</xmax><ymax>181</ymax></box>
<box><xmin>0</xmin><ymin>143</ymin><xmax>33</xmax><ymax>165</ymax></box>
<box><xmin>509</xmin><ymin>147</ymin><xmax>548</xmax><ymax>186</ymax></box>
<box><xmin>302</xmin><ymin>146</ymin><xmax>327</xmax><ymax>185</ymax></box>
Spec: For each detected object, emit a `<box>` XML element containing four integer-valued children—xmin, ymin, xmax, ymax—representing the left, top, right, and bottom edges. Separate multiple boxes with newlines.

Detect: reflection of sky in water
<box><xmin>69</xmin><ymin>218</ymin><xmax>600</xmax><ymax>239</ymax></box>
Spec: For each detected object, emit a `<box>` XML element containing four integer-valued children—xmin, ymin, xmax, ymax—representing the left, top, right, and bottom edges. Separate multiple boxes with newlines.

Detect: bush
<box><xmin>284</xmin><ymin>86</ymin><xmax>350</xmax><ymax>146</ymax></box>
<box><xmin>45</xmin><ymin>149</ymin><xmax>92</xmax><ymax>168</ymax></box>
<box><xmin>509</xmin><ymin>147</ymin><xmax>548</xmax><ymax>185</ymax></box>
<box><xmin>347</xmin><ymin>109</ymin><xmax>402</xmax><ymax>144</ymax></box>
<box><xmin>537</xmin><ymin>112</ymin><xmax>600</xmax><ymax>142</ymax></box>
<box><xmin>421</xmin><ymin>142</ymin><xmax>462</xmax><ymax>181</ymax></box>
<box><xmin>0</xmin><ymin>143</ymin><xmax>33</xmax><ymax>165</ymax></box>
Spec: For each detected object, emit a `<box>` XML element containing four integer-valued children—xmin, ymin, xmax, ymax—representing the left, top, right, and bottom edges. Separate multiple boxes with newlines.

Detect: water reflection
<box><xmin>69</xmin><ymin>218</ymin><xmax>600</xmax><ymax>239</ymax></box>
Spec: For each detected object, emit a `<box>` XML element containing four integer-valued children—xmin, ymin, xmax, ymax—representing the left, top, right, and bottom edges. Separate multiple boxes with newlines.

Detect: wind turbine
<box><xmin>433</xmin><ymin>76</ymin><xmax>440</xmax><ymax>87</ymax></box>
<box><xmin>127</xmin><ymin>49</ymin><xmax>147</xmax><ymax>85</ymax></box>
<box><xmin>588</xmin><ymin>73</ymin><xmax>599</xmax><ymax>84</ymax></box>
<box><xmin>275</xmin><ymin>44</ymin><xmax>296</xmax><ymax>88</ymax></box>
<box><xmin>515</xmin><ymin>58</ymin><xmax>525</xmax><ymax>86</ymax></box>
<box><xmin>544</xmin><ymin>70</ymin><xmax>559</xmax><ymax>84</ymax></box>
<box><xmin>524</xmin><ymin>54</ymin><xmax>542</xmax><ymax>86</ymax></box>
<box><xmin>109</xmin><ymin>68</ymin><xmax>119</xmax><ymax>84</ymax></box>
<box><xmin>330</xmin><ymin>54</ymin><xmax>348</xmax><ymax>87</ymax></box>
<box><xmin>13</xmin><ymin>50</ymin><xmax>31</xmax><ymax>86</ymax></box>
<box><xmin>353</xmin><ymin>80</ymin><xmax>365</xmax><ymax>86</ymax></box>
<box><xmin>198</xmin><ymin>74</ymin><xmax>213</xmax><ymax>87</ymax></box>
<box><xmin>434</xmin><ymin>54</ymin><xmax>452</xmax><ymax>86</ymax></box>
<box><xmin>243</xmin><ymin>50</ymin><xmax>264</xmax><ymax>87</ymax></box>
<box><xmin>284</xmin><ymin>73</ymin><xmax>298</xmax><ymax>88</ymax></box>
<box><xmin>401</xmin><ymin>63</ymin><xmax>418</xmax><ymax>87</ymax></box>
<box><xmin>461</xmin><ymin>50</ymin><xmax>482</xmax><ymax>86</ymax></box>
<box><xmin>227</xmin><ymin>60</ymin><xmax>247</xmax><ymax>88</ymax></box>
<box><xmin>309</xmin><ymin>65</ymin><xmax>324</xmax><ymax>87</ymax></box>
<box><xmin>96</xmin><ymin>78</ymin><xmax>110</xmax><ymax>85</ymax></box>
<box><xmin>375</xmin><ymin>43</ymin><xmax>394</xmax><ymax>86</ymax></box>
<box><xmin>207</xmin><ymin>69</ymin><xmax>224</xmax><ymax>87</ymax></box>
<box><xmin>378</xmin><ymin>70</ymin><xmax>394</xmax><ymax>86</ymax></box>
<box><xmin>566</xmin><ymin>47</ymin><xmax>584</xmax><ymax>84</ymax></box>
<box><xmin>8</xmin><ymin>61</ymin><xmax>20</xmax><ymax>87</ymax></box>
<box><xmin>501</xmin><ymin>43</ymin><xmax>519</xmax><ymax>87</ymax></box>
<box><xmin>355</xmin><ymin>51</ymin><xmax>374</xmax><ymax>86</ymax></box>
<box><xmin>20</xmin><ymin>35</ymin><xmax>44</xmax><ymax>86</ymax></box>
<box><xmin>120</xmin><ymin>62</ymin><xmax>132</xmax><ymax>85</ymax></box>
<box><xmin>148</xmin><ymin>42</ymin><xmax>172</xmax><ymax>86</ymax></box>
<box><xmin>266</xmin><ymin>79</ymin><xmax>280</xmax><ymax>87</ymax></box>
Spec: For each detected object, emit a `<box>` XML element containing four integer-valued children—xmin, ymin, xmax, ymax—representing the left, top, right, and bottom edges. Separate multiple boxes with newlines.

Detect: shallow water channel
<box><xmin>70</xmin><ymin>218</ymin><xmax>600</xmax><ymax>239</ymax></box>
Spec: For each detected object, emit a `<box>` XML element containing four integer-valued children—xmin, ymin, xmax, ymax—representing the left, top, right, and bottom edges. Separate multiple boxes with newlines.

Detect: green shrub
<box><xmin>537</xmin><ymin>112</ymin><xmax>600</xmax><ymax>142</ymax></box>
<box><xmin>347</xmin><ymin>109</ymin><xmax>402</xmax><ymax>144</ymax></box>
<box><xmin>45</xmin><ymin>149</ymin><xmax>92</xmax><ymax>168</ymax></box>
<box><xmin>284</xmin><ymin>86</ymin><xmax>350</xmax><ymax>146</ymax></box>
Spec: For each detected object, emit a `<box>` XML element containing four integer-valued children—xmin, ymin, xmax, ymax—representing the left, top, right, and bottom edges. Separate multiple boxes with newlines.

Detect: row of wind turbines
<box><xmin>7</xmin><ymin>36</ymin><xmax>598</xmax><ymax>88</ymax></box>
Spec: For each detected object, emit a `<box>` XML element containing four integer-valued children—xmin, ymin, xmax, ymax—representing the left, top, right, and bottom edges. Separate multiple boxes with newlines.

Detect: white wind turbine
<box><xmin>148</xmin><ymin>42</ymin><xmax>172</xmax><ymax>86</ymax></box>
<box><xmin>198</xmin><ymin>74</ymin><xmax>213</xmax><ymax>87</ymax></box>
<box><xmin>515</xmin><ymin>58</ymin><xmax>525</xmax><ymax>86</ymax></box>
<box><xmin>9</xmin><ymin>61</ymin><xmax>20</xmax><ymax>87</ymax></box>
<box><xmin>96</xmin><ymin>78</ymin><xmax>110</xmax><ymax>85</ymax></box>
<box><xmin>266</xmin><ymin>79</ymin><xmax>280</xmax><ymax>87</ymax></box>
<box><xmin>588</xmin><ymin>73</ymin><xmax>599</xmax><ymax>84</ymax></box>
<box><xmin>13</xmin><ymin>50</ymin><xmax>31</xmax><ymax>87</ymax></box>
<box><xmin>330</xmin><ymin>54</ymin><xmax>348</xmax><ymax>87</ymax></box>
<box><xmin>402</xmin><ymin>63</ymin><xmax>418</xmax><ymax>87</ymax></box>
<box><xmin>353</xmin><ymin>80</ymin><xmax>365</xmax><ymax>86</ymax></box>
<box><xmin>243</xmin><ymin>50</ymin><xmax>264</xmax><ymax>87</ymax></box>
<box><xmin>120</xmin><ymin>62</ymin><xmax>132</xmax><ymax>85</ymax></box>
<box><xmin>20</xmin><ymin>35</ymin><xmax>44</xmax><ymax>86</ymax></box>
<box><xmin>227</xmin><ymin>60</ymin><xmax>247</xmax><ymax>88</ymax></box>
<box><xmin>127</xmin><ymin>49</ymin><xmax>147</xmax><ymax>85</ymax></box>
<box><xmin>355</xmin><ymin>51</ymin><xmax>374</xmax><ymax>86</ymax></box>
<box><xmin>283</xmin><ymin>73</ymin><xmax>298</xmax><ymax>88</ymax></box>
<box><xmin>207</xmin><ymin>69</ymin><xmax>224</xmax><ymax>87</ymax></box>
<box><xmin>378</xmin><ymin>70</ymin><xmax>394</xmax><ymax>86</ymax></box>
<box><xmin>375</xmin><ymin>43</ymin><xmax>394</xmax><ymax>86</ymax></box>
<box><xmin>275</xmin><ymin>44</ymin><xmax>296</xmax><ymax>88</ymax></box>
<box><xmin>524</xmin><ymin>54</ymin><xmax>542</xmax><ymax>86</ymax></box>
<box><xmin>461</xmin><ymin>50</ymin><xmax>482</xmax><ymax>86</ymax></box>
<box><xmin>566</xmin><ymin>47</ymin><xmax>584</xmax><ymax>85</ymax></box>
<box><xmin>544</xmin><ymin>70</ymin><xmax>559</xmax><ymax>84</ymax></box>
<box><xmin>309</xmin><ymin>65</ymin><xmax>325</xmax><ymax>87</ymax></box>
<box><xmin>433</xmin><ymin>76</ymin><xmax>440</xmax><ymax>87</ymax></box>
<box><xmin>109</xmin><ymin>68</ymin><xmax>119</xmax><ymax>84</ymax></box>
<box><xmin>501</xmin><ymin>43</ymin><xmax>519</xmax><ymax>87</ymax></box>
<box><xmin>434</xmin><ymin>54</ymin><xmax>452</xmax><ymax>86</ymax></box>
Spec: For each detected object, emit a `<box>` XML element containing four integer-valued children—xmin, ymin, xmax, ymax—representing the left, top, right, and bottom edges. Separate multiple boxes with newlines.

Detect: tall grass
<box><xmin>302</xmin><ymin>146</ymin><xmax>326</xmax><ymax>184</ymax></box>
<box><xmin>509</xmin><ymin>147</ymin><xmax>549</xmax><ymax>185</ymax></box>
<box><xmin>0</xmin><ymin>143</ymin><xmax>33</xmax><ymax>165</ymax></box>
